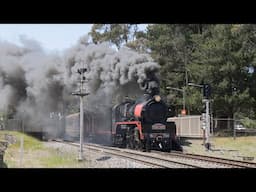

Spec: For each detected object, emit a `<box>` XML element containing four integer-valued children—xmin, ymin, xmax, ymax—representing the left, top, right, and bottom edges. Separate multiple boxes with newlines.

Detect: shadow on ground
<box><xmin>96</xmin><ymin>156</ymin><xmax>111</xmax><ymax>161</ymax></box>
<box><xmin>0</xmin><ymin>161</ymin><xmax>8</xmax><ymax>168</ymax></box>
<box><xmin>179</xmin><ymin>138</ymin><xmax>193</xmax><ymax>146</ymax></box>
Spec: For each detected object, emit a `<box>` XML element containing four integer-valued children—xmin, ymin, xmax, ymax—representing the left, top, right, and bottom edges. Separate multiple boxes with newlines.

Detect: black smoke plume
<box><xmin>0</xmin><ymin>35</ymin><xmax>160</xmax><ymax>137</ymax></box>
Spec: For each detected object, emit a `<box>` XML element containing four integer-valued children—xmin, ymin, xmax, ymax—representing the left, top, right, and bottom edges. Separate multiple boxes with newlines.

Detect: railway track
<box><xmin>85</xmin><ymin>143</ymin><xmax>200</xmax><ymax>168</ymax></box>
<box><xmin>52</xmin><ymin>140</ymin><xmax>256</xmax><ymax>168</ymax></box>
<box><xmin>155</xmin><ymin>151</ymin><xmax>256</xmax><ymax>168</ymax></box>
<box><xmin>85</xmin><ymin>143</ymin><xmax>256</xmax><ymax>168</ymax></box>
<box><xmin>53</xmin><ymin>140</ymin><xmax>199</xmax><ymax>168</ymax></box>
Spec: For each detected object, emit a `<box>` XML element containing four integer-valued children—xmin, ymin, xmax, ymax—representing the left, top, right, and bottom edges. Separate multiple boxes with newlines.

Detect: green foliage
<box><xmin>126</xmin><ymin>31</ymin><xmax>149</xmax><ymax>53</ymax></box>
<box><xmin>89</xmin><ymin>24</ymin><xmax>140</xmax><ymax>49</ymax></box>
<box><xmin>146</xmin><ymin>24</ymin><xmax>207</xmax><ymax>114</ymax></box>
<box><xmin>240</xmin><ymin>117</ymin><xmax>256</xmax><ymax>129</ymax></box>
<box><xmin>0</xmin><ymin>131</ymin><xmax>43</xmax><ymax>150</ymax></box>
<box><xmin>146</xmin><ymin>24</ymin><xmax>256</xmax><ymax>118</ymax></box>
<box><xmin>190</xmin><ymin>24</ymin><xmax>256</xmax><ymax>118</ymax></box>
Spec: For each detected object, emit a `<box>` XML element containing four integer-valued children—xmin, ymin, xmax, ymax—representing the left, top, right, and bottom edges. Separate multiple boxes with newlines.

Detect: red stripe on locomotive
<box><xmin>114</xmin><ymin>121</ymin><xmax>144</xmax><ymax>140</ymax></box>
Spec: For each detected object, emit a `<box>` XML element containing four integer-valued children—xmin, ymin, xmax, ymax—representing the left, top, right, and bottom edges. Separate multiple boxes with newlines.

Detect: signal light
<box><xmin>203</xmin><ymin>84</ymin><xmax>211</xmax><ymax>98</ymax></box>
<box><xmin>201</xmin><ymin>113</ymin><xmax>206</xmax><ymax>130</ymax></box>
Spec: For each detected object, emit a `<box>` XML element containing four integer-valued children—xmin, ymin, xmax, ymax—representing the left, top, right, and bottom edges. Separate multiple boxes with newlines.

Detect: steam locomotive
<box><xmin>111</xmin><ymin>75</ymin><xmax>182</xmax><ymax>152</ymax></box>
<box><xmin>111</xmin><ymin>93</ymin><xmax>182</xmax><ymax>152</ymax></box>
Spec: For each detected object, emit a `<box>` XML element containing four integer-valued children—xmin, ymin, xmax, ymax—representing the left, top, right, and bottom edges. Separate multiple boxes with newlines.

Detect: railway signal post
<box><xmin>203</xmin><ymin>84</ymin><xmax>211</xmax><ymax>150</ymax></box>
<box><xmin>203</xmin><ymin>99</ymin><xmax>211</xmax><ymax>150</ymax></box>
<box><xmin>188</xmin><ymin>83</ymin><xmax>211</xmax><ymax>150</ymax></box>
<box><xmin>72</xmin><ymin>68</ymin><xmax>89</xmax><ymax>161</ymax></box>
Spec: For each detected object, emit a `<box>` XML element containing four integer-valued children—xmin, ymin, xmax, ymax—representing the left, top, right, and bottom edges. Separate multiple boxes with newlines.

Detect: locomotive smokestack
<box><xmin>139</xmin><ymin>71</ymin><xmax>160</xmax><ymax>96</ymax></box>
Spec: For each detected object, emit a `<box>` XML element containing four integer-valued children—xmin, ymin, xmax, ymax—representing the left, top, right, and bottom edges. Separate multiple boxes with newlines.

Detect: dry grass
<box><xmin>182</xmin><ymin>136</ymin><xmax>256</xmax><ymax>162</ymax></box>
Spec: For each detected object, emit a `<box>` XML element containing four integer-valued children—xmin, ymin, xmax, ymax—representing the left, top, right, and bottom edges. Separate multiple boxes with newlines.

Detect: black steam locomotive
<box><xmin>110</xmin><ymin>74</ymin><xmax>182</xmax><ymax>152</ymax></box>
<box><xmin>111</xmin><ymin>94</ymin><xmax>182</xmax><ymax>152</ymax></box>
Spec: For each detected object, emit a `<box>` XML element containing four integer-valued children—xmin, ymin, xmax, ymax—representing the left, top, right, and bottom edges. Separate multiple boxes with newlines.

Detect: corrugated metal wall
<box><xmin>167</xmin><ymin>115</ymin><xmax>203</xmax><ymax>138</ymax></box>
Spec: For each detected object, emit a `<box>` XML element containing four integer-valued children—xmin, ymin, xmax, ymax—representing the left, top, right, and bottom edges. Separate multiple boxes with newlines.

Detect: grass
<box><xmin>182</xmin><ymin>136</ymin><xmax>256</xmax><ymax>162</ymax></box>
<box><xmin>39</xmin><ymin>148</ymin><xmax>81</xmax><ymax>168</ymax></box>
<box><xmin>0</xmin><ymin>130</ymin><xmax>89</xmax><ymax>168</ymax></box>
<box><xmin>2</xmin><ymin>130</ymin><xmax>255</xmax><ymax>167</ymax></box>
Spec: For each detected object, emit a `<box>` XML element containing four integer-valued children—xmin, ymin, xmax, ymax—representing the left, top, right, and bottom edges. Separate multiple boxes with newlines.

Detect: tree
<box><xmin>89</xmin><ymin>24</ymin><xmax>139</xmax><ymax>49</ymax></box>
<box><xmin>189</xmin><ymin>24</ymin><xmax>256</xmax><ymax>119</ymax></box>
<box><xmin>126</xmin><ymin>30</ymin><xmax>149</xmax><ymax>53</ymax></box>
<box><xmin>146</xmin><ymin>24</ymin><xmax>209</xmax><ymax>114</ymax></box>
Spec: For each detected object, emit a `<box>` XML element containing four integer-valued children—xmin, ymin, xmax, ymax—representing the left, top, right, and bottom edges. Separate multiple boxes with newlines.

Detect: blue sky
<box><xmin>0</xmin><ymin>24</ymin><xmax>148</xmax><ymax>53</ymax></box>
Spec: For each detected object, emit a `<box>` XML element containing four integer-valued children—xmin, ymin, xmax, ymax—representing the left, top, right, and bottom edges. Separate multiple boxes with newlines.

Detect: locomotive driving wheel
<box><xmin>134</xmin><ymin>127</ymin><xmax>142</xmax><ymax>150</ymax></box>
<box><xmin>126</xmin><ymin>128</ymin><xmax>135</xmax><ymax>149</ymax></box>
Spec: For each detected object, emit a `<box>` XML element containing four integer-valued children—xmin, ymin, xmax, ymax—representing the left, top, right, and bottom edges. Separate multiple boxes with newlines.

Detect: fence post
<box><xmin>233</xmin><ymin>119</ymin><xmax>236</xmax><ymax>140</ymax></box>
<box><xmin>211</xmin><ymin>113</ymin><xmax>214</xmax><ymax>136</ymax></box>
<box><xmin>189</xmin><ymin>117</ymin><xmax>191</xmax><ymax>136</ymax></box>
<box><xmin>180</xmin><ymin>117</ymin><xmax>182</xmax><ymax>136</ymax></box>
<box><xmin>20</xmin><ymin>136</ymin><xmax>24</xmax><ymax>167</ymax></box>
<box><xmin>227</xmin><ymin>118</ymin><xmax>230</xmax><ymax>130</ymax></box>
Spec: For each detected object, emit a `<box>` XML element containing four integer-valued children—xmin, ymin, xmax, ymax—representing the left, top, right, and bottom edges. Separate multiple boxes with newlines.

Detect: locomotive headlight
<box><xmin>154</xmin><ymin>95</ymin><xmax>161</xmax><ymax>102</ymax></box>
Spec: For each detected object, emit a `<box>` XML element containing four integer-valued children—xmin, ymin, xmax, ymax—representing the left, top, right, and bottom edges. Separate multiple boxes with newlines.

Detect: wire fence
<box><xmin>212</xmin><ymin>118</ymin><xmax>256</xmax><ymax>138</ymax></box>
<box><xmin>2</xmin><ymin>116</ymin><xmax>256</xmax><ymax>141</ymax></box>
<box><xmin>5</xmin><ymin>119</ymin><xmax>22</xmax><ymax>132</ymax></box>
<box><xmin>2</xmin><ymin>117</ymin><xmax>64</xmax><ymax>140</ymax></box>
<box><xmin>168</xmin><ymin>116</ymin><xmax>256</xmax><ymax>139</ymax></box>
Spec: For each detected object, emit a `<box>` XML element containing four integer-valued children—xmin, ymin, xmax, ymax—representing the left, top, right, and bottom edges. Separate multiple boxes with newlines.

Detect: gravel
<box><xmin>43</xmin><ymin>142</ymin><xmax>151</xmax><ymax>168</ymax></box>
